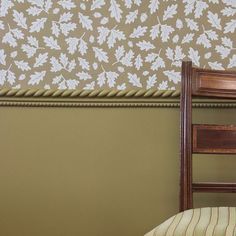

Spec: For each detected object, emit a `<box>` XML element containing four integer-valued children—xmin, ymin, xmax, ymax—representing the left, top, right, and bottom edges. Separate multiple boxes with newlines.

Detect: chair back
<box><xmin>180</xmin><ymin>61</ymin><xmax>236</xmax><ymax>211</ymax></box>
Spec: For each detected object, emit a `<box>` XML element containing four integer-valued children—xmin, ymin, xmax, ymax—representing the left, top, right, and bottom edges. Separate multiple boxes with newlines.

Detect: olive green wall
<box><xmin>1</xmin><ymin>97</ymin><xmax>236</xmax><ymax>236</ymax></box>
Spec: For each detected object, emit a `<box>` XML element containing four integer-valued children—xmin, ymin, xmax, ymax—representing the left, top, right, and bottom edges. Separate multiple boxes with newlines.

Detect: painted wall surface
<box><xmin>1</xmin><ymin>105</ymin><xmax>236</xmax><ymax>236</ymax></box>
<box><xmin>0</xmin><ymin>0</ymin><xmax>235</xmax><ymax>90</ymax></box>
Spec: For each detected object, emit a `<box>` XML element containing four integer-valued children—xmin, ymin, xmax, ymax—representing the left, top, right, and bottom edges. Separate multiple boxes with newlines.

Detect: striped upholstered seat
<box><xmin>145</xmin><ymin>207</ymin><xmax>236</xmax><ymax>236</ymax></box>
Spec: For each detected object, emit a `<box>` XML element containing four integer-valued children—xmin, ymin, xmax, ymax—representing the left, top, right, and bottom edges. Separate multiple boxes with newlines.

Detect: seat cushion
<box><xmin>145</xmin><ymin>207</ymin><xmax>236</xmax><ymax>236</ymax></box>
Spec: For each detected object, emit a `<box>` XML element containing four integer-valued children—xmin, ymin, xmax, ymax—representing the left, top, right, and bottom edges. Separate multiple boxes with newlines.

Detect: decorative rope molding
<box><xmin>0</xmin><ymin>88</ymin><xmax>181</xmax><ymax>98</ymax></box>
<box><xmin>0</xmin><ymin>88</ymin><xmax>236</xmax><ymax>108</ymax></box>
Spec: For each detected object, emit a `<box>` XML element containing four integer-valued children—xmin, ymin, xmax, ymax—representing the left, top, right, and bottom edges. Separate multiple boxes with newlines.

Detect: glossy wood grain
<box><xmin>193</xmin><ymin>124</ymin><xmax>236</xmax><ymax>154</ymax></box>
<box><xmin>192</xmin><ymin>69</ymin><xmax>236</xmax><ymax>98</ymax></box>
<box><xmin>180</xmin><ymin>61</ymin><xmax>193</xmax><ymax>211</ymax></box>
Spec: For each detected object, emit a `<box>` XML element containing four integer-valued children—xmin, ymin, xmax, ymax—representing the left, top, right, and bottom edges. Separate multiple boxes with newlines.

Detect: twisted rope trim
<box><xmin>0</xmin><ymin>88</ymin><xmax>180</xmax><ymax>98</ymax></box>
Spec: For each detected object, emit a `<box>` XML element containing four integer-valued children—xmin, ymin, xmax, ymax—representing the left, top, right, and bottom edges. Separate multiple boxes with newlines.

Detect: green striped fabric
<box><xmin>145</xmin><ymin>207</ymin><xmax>236</xmax><ymax>236</ymax></box>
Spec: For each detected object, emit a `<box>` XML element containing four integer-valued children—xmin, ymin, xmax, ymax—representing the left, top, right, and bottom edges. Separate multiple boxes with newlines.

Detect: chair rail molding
<box><xmin>0</xmin><ymin>88</ymin><xmax>236</xmax><ymax>108</ymax></box>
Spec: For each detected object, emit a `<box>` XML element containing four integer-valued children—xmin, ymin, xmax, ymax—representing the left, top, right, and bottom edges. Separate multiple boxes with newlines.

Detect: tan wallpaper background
<box><xmin>0</xmin><ymin>0</ymin><xmax>235</xmax><ymax>90</ymax></box>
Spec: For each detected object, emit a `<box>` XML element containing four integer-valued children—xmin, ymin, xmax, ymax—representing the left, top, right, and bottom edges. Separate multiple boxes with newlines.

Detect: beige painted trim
<box><xmin>1</xmin><ymin>101</ymin><xmax>236</xmax><ymax>108</ymax></box>
<box><xmin>0</xmin><ymin>89</ymin><xmax>236</xmax><ymax>108</ymax></box>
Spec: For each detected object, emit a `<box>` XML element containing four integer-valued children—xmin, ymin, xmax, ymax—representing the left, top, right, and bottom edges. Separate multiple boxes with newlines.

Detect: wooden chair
<box><xmin>145</xmin><ymin>61</ymin><xmax>236</xmax><ymax>236</ymax></box>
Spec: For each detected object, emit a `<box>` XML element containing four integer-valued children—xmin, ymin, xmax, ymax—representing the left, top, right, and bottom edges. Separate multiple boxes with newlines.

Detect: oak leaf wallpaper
<box><xmin>0</xmin><ymin>0</ymin><xmax>235</xmax><ymax>90</ymax></box>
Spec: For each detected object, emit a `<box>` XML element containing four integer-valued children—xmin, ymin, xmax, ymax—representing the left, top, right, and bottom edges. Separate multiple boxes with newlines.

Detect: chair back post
<box><xmin>180</xmin><ymin>61</ymin><xmax>193</xmax><ymax>211</ymax></box>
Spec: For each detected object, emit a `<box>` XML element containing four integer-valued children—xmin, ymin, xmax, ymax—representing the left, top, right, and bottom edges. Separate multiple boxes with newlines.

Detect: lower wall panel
<box><xmin>0</xmin><ymin>105</ymin><xmax>236</xmax><ymax>236</ymax></box>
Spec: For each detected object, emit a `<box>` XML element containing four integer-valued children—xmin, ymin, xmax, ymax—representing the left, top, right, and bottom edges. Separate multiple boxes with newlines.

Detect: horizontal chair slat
<box><xmin>192</xmin><ymin>68</ymin><xmax>236</xmax><ymax>98</ymax></box>
<box><xmin>193</xmin><ymin>182</ymin><xmax>236</xmax><ymax>193</ymax></box>
<box><xmin>193</xmin><ymin>124</ymin><xmax>236</xmax><ymax>154</ymax></box>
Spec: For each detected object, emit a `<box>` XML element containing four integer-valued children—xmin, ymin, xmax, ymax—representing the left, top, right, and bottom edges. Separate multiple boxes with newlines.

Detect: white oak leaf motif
<box><xmin>125</xmin><ymin>10</ymin><xmax>138</xmax><ymax>24</ymax></box>
<box><xmin>93</xmin><ymin>47</ymin><xmax>108</xmax><ymax>63</ymax></box>
<box><xmin>163</xmin><ymin>4</ymin><xmax>177</xmax><ymax>21</ymax></box>
<box><xmin>13</xmin><ymin>10</ymin><xmax>27</xmax><ymax>29</ymax></box>
<box><xmin>128</xmin><ymin>73</ymin><xmax>142</xmax><ymax>88</ymax></box>
<box><xmin>78</xmin><ymin>13</ymin><xmax>93</xmax><ymax>31</ymax></box>
<box><xmin>58</xmin><ymin>0</ymin><xmax>76</xmax><ymax>10</ymax></box>
<box><xmin>224</xmin><ymin>19</ymin><xmax>236</xmax><ymax>33</ymax></box>
<box><xmin>109</xmin><ymin>0</ymin><xmax>122</xmax><ymax>23</ymax></box>
<box><xmin>164</xmin><ymin>70</ymin><xmax>181</xmax><ymax>84</ymax></box>
<box><xmin>43</xmin><ymin>36</ymin><xmax>61</xmax><ymax>50</ymax></box>
<box><xmin>208</xmin><ymin>62</ymin><xmax>224</xmax><ymax>70</ymax></box>
<box><xmin>28</xmin><ymin>71</ymin><xmax>46</xmax><ymax>85</ymax></box>
<box><xmin>207</xmin><ymin>12</ymin><xmax>222</xmax><ymax>30</ymax></box>
<box><xmin>0</xmin><ymin>0</ymin><xmax>14</xmax><ymax>17</ymax></box>
<box><xmin>188</xmin><ymin>47</ymin><xmax>200</xmax><ymax>66</ymax></box>
<box><xmin>30</xmin><ymin>18</ymin><xmax>47</xmax><ymax>33</ymax></box>
<box><xmin>149</xmin><ymin>0</ymin><xmax>160</xmax><ymax>14</ymax></box>
<box><xmin>15</xmin><ymin>60</ymin><xmax>31</xmax><ymax>71</ymax></box>
<box><xmin>136</xmin><ymin>40</ymin><xmax>155</xmax><ymax>51</ymax></box>
<box><xmin>91</xmin><ymin>0</ymin><xmax>106</xmax><ymax>10</ymax></box>
<box><xmin>228</xmin><ymin>55</ymin><xmax>236</xmax><ymax>68</ymax></box>
<box><xmin>146</xmin><ymin>74</ymin><xmax>157</xmax><ymax>89</ymax></box>
<box><xmin>0</xmin><ymin>49</ymin><xmax>6</xmax><ymax>65</ymax></box>
<box><xmin>130</xmin><ymin>26</ymin><xmax>147</xmax><ymax>38</ymax></box>
<box><xmin>34</xmin><ymin>53</ymin><xmax>48</xmax><ymax>68</ymax></box>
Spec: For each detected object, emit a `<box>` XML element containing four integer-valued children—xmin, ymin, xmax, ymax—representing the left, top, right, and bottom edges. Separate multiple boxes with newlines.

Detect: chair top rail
<box><xmin>192</xmin><ymin>68</ymin><xmax>236</xmax><ymax>98</ymax></box>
